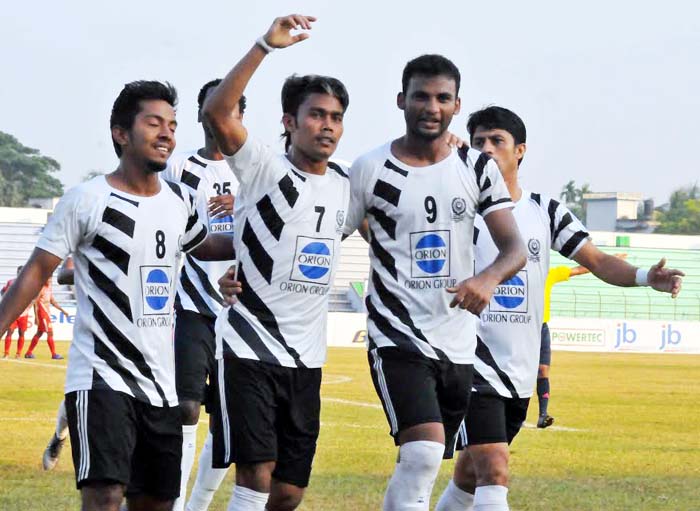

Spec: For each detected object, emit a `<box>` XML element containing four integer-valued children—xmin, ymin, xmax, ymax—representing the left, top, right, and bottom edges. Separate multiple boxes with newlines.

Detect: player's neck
<box><xmin>198</xmin><ymin>137</ymin><xmax>224</xmax><ymax>161</ymax></box>
<box><xmin>109</xmin><ymin>159</ymin><xmax>162</xmax><ymax>196</ymax></box>
<box><xmin>391</xmin><ymin>133</ymin><xmax>451</xmax><ymax>167</ymax></box>
<box><xmin>286</xmin><ymin>146</ymin><xmax>328</xmax><ymax>175</ymax></box>
<box><xmin>503</xmin><ymin>172</ymin><xmax>522</xmax><ymax>202</ymax></box>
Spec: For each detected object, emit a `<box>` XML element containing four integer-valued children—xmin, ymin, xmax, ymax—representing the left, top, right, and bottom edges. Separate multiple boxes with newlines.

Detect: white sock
<box><xmin>186</xmin><ymin>432</ymin><xmax>229</xmax><ymax>511</ymax></box>
<box><xmin>55</xmin><ymin>400</ymin><xmax>69</xmax><ymax>440</ymax></box>
<box><xmin>435</xmin><ymin>480</ymin><xmax>475</xmax><ymax>511</ymax></box>
<box><xmin>382</xmin><ymin>440</ymin><xmax>445</xmax><ymax>510</ymax></box>
<box><xmin>173</xmin><ymin>423</ymin><xmax>199</xmax><ymax>511</ymax></box>
<box><xmin>473</xmin><ymin>485</ymin><xmax>509</xmax><ymax>511</ymax></box>
<box><xmin>227</xmin><ymin>485</ymin><xmax>268</xmax><ymax>511</ymax></box>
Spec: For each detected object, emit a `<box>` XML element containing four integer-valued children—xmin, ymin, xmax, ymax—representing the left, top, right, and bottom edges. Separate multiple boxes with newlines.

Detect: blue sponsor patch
<box><xmin>140</xmin><ymin>266</ymin><xmax>172</xmax><ymax>315</ymax></box>
<box><xmin>489</xmin><ymin>271</ymin><xmax>528</xmax><ymax>313</ymax></box>
<box><xmin>409</xmin><ymin>230</ymin><xmax>451</xmax><ymax>278</ymax></box>
<box><xmin>290</xmin><ymin>236</ymin><xmax>335</xmax><ymax>285</ymax></box>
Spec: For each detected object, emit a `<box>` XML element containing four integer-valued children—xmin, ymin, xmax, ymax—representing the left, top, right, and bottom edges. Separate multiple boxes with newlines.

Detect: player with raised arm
<box><xmin>0</xmin><ymin>80</ymin><xmax>235</xmax><ymax>511</ymax></box>
<box><xmin>342</xmin><ymin>56</ymin><xmax>526</xmax><ymax>510</ymax></box>
<box><xmin>163</xmin><ymin>80</ymin><xmax>246</xmax><ymax>511</ymax></box>
<box><xmin>435</xmin><ymin>106</ymin><xmax>684</xmax><ymax>511</ymax></box>
<box><xmin>1</xmin><ymin>266</ymin><xmax>31</xmax><ymax>358</ymax></box>
<box><xmin>203</xmin><ymin>14</ymin><xmax>351</xmax><ymax>511</ymax></box>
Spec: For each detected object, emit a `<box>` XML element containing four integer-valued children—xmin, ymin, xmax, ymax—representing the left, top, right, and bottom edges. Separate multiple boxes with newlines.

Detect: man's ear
<box><xmin>397</xmin><ymin>92</ymin><xmax>406</xmax><ymax>111</ymax></box>
<box><xmin>515</xmin><ymin>142</ymin><xmax>527</xmax><ymax>161</ymax></box>
<box><xmin>282</xmin><ymin>113</ymin><xmax>297</xmax><ymax>133</ymax></box>
<box><xmin>112</xmin><ymin>126</ymin><xmax>129</xmax><ymax>152</ymax></box>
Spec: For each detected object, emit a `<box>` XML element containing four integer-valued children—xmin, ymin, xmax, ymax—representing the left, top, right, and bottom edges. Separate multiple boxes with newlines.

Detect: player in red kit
<box><xmin>24</xmin><ymin>278</ymin><xmax>70</xmax><ymax>360</ymax></box>
<box><xmin>1</xmin><ymin>266</ymin><xmax>32</xmax><ymax>358</ymax></box>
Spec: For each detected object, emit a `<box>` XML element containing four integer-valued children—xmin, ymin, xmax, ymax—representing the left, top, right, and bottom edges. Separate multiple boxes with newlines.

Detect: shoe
<box><xmin>51</xmin><ymin>354</ymin><xmax>64</xmax><ymax>360</ymax></box>
<box><xmin>24</xmin><ymin>353</ymin><xmax>35</xmax><ymax>359</ymax></box>
<box><xmin>537</xmin><ymin>414</ymin><xmax>554</xmax><ymax>429</ymax></box>
<box><xmin>2</xmin><ymin>354</ymin><xmax>8</xmax><ymax>359</ymax></box>
<box><xmin>43</xmin><ymin>433</ymin><xmax>66</xmax><ymax>470</ymax></box>
<box><xmin>14</xmin><ymin>354</ymin><xmax>21</xmax><ymax>359</ymax></box>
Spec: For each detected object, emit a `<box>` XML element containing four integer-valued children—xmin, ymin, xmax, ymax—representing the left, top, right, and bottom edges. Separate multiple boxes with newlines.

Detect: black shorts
<box><xmin>175</xmin><ymin>310</ymin><xmax>216</xmax><ymax>406</ymax></box>
<box><xmin>211</xmin><ymin>357</ymin><xmax>321</xmax><ymax>488</ymax></box>
<box><xmin>368</xmin><ymin>347</ymin><xmax>473</xmax><ymax>459</ymax></box>
<box><xmin>65</xmin><ymin>389</ymin><xmax>182</xmax><ymax>500</ymax></box>
<box><xmin>458</xmin><ymin>392</ymin><xmax>530</xmax><ymax>447</ymax></box>
<box><xmin>540</xmin><ymin>322</ymin><xmax>552</xmax><ymax>366</ymax></box>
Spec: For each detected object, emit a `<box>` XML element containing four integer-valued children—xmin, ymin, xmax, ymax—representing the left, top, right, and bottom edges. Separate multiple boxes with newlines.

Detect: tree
<box><xmin>655</xmin><ymin>184</ymin><xmax>700</xmax><ymax>234</ymax></box>
<box><xmin>0</xmin><ymin>131</ymin><xmax>64</xmax><ymax>207</ymax></box>
<box><xmin>559</xmin><ymin>180</ymin><xmax>590</xmax><ymax>223</ymax></box>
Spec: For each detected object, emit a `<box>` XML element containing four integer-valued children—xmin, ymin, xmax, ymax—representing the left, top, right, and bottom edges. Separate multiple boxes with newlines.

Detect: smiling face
<box><xmin>283</xmin><ymin>93</ymin><xmax>345</xmax><ymax>162</ymax></box>
<box><xmin>112</xmin><ymin>99</ymin><xmax>177</xmax><ymax>172</ymax></box>
<box><xmin>398</xmin><ymin>74</ymin><xmax>460</xmax><ymax>141</ymax></box>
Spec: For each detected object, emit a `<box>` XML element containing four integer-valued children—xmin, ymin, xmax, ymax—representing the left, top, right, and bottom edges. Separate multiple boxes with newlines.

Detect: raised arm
<box><xmin>203</xmin><ymin>14</ymin><xmax>316</xmax><ymax>156</ymax></box>
<box><xmin>448</xmin><ymin>208</ymin><xmax>526</xmax><ymax>314</ymax></box>
<box><xmin>0</xmin><ymin>249</ymin><xmax>62</xmax><ymax>333</ymax></box>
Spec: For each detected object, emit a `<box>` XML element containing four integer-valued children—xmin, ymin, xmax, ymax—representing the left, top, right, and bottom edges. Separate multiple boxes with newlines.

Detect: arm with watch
<box><xmin>571</xmin><ymin>242</ymin><xmax>684</xmax><ymax>298</ymax></box>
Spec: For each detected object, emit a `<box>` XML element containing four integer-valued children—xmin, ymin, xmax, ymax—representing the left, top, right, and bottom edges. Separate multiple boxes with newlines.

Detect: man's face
<box><xmin>284</xmin><ymin>93</ymin><xmax>345</xmax><ymax>161</ymax></box>
<box><xmin>470</xmin><ymin>127</ymin><xmax>525</xmax><ymax>175</ymax></box>
<box><xmin>399</xmin><ymin>75</ymin><xmax>460</xmax><ymax>140</ymax></box>
<box><xmin>114</xmin><ymin>99</ymin><xmax>177</xmax><ymax>172</ymax></box>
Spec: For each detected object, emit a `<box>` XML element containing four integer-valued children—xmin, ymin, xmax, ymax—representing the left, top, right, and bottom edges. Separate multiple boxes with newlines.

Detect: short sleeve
<box><xmin>343</xmin><ymin>157</ymin><xmax>369</xmax><ymax>236</ymax></box>
<box><xmin>179</xmin><ymin>186</ymin><xmax>209</xmax><ymax>253</ymax></box>
<box><xmin>478</xmin><ymin>159</ymin><xmax>513</xmax><ymax>217</ymax></box>
<box><xmin>546</xmin><ymin>199</ymin><xmax>590</xmax><ymax>259</ymax></box>
<box><xmin>223</xmin><ymin>136</ymin><xmax>286</xmax><ymax>192</ymax></box>
<box><xmin>36</xmin><ymin>186</ymin><xmax>87</xmax><ymax>260</ymax></box>
<box><xmin>162</xmin><ymin>155</ymin><xmax>184</xmax><ymax>184</ymax></box>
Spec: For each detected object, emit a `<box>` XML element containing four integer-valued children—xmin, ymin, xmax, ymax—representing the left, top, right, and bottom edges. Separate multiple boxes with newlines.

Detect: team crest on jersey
<box><xmin>290</xmin><ymin>236</ymin><xmax>335</xmax><ymax>285</ymax></box>
<box><xmin>210</xmin><ymin>214</ymin><xmax>234</xmax><ymax>234</ymax></box>
<box><xmin>410</xmin><ymin>230</ymin><xmax>451</xmax><ymax>278</ymax></box>
<box><xmin>336</xmin><ymin>210</ymin><xmax>345</xmax><ymax>232</ymax></box>
<box><xmin>527</xmin><ymin>238</ymin><xmax>541</xmax><ymax>262</ymax></box>
<box><xmin>451</xmin><ymin>197</ymin><xmax>467</xmax><ymax>221</ymax></box>
<box><xmin>140</xmin><ymin>266</ymin><xmax>172</xmax><ymax>315</ymax></box>
<box><xmin>490</xmin><ymin>270</ymin><xmax>528</xmax><ymax>313</ymax></box>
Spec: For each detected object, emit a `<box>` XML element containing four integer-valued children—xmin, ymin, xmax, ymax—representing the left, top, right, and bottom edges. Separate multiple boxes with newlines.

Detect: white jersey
<box><xmin>344</xmin><ymin>143</ymin><xmax>512</xmax><ymax>364</ymax></box>
<box><xmin>473</xmin><ymin>191</ymin><xmax>589</xmax><ymax>398</ymax></box>
<box><xmin>164</xmin><ymin>151</ymin><xmax>238</xmax><ymax>319</ymax></box>
<box><xmin>36</xmin><ymin>176</ymin><xmax>207</xmax><ymax>407</ymax></box>
<box><xmin>215</xmin><ymin>137</ymin><xmax>350</xmax><ymax>368</ymax></box>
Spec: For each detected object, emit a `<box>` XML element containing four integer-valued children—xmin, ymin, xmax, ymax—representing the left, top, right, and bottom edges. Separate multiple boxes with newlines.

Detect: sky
<box><xmin>2</xmin><ymin>1</ymin><xmax>699</xmax><ymax>205</ymax></box>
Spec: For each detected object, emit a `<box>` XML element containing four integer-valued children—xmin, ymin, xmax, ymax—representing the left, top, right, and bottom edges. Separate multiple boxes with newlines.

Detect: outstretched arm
<box><xmin>569</xmin><ymin>252</ymin><xmax>626</xmax><ymax>278</ymax></box>
<box><xmin>0</xmin><ymin>249</ymin><xmax>62</xmax><ymax>333</ymax></box>
<box><xmin>203</xmin><ymin>14</ymin><xmax>316</xmax><ymax>156</ymax></box>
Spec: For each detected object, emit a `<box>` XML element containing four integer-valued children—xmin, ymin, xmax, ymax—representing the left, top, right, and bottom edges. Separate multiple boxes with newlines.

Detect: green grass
<box><xmin>1</xmin><ymin>346</ymin><xmax>699</xmax><ymax>510</ymax></box>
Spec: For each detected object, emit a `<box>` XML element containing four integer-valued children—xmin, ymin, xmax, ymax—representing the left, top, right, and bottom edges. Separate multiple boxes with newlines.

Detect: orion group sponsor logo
<box><xmin>490</xmin><ymin>271</ymin><xmax>528</xmax><ymax>313</ymax></box>
<box><xmin>210</xmin><ymin>214</ymin><xmax>234</xmax><ymax>234</ymax></box>
<box><xmin>289</xmin><ymin>235</ymin><xmax>335</xmax><ymax>285</ymax></box>
<box><xmin>409</xmin><ymin>230</ymin><xmax>451</xmax><ymax>278</ymax></box>
<box><xmin>140</xmin><ymin>266</ymin><xmax>172</xmax><ymax>316</ymax></box>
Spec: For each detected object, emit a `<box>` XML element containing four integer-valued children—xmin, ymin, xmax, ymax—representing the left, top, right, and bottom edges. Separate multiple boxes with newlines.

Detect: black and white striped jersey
<box><xmin>164</xmin><ymin>151</ymin><xmax>238</xmax><ymax>319</ymax></box>
<box><xmin>214</xmin><ymin>137</ymin><xmax>350</xmax><ymax>368</ymax></box>
<box><xmin>473</xmin><ymin>190</ymin><xmax>589</xmax><ymax>398</ymax></box>
<box><xmin>343</xmin><ymin>143</ymin><xmax>512</xmax><ymax>364</ymax></box>
<box><xmin>36</xmin><ymin>176</ymin><xmax>207</xmax><ymax>407</ymax></box>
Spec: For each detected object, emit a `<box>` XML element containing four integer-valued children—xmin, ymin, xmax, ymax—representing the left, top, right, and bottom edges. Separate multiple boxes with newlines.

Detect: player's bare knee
<box><xmin>266</xmin><ymin>488</ymin><xmax>304</xmax><ymax>511</ymax></box>
<box><xmin>178</xmin><ymin>400</ymin><xmax>200</xmax><ymax>425</ymax></box>
<box><xmin>453</xmin><ymin>449</ymin><xmax>477</xmax><ymax>494</ymax></box>
<box><xmin>236</xmin><ymin>461</ymin><xmax>276</xmax><ymax>493</ymax></box>
<box><xmin>470</xmin><ymin>444</ymin><xmax>509</xmax><ymax>487</ymax></box>
<box><xmin>81</xmin><ymin>482</ymin><xmax>125</xmax><ymax>511</ymax></box>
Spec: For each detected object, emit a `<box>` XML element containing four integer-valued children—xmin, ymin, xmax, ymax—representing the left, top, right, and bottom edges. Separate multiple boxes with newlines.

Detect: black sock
<box><xmin>537</xmin><ymin>377</ymin><xmax>550</xmax><ymax>416</ymax></box>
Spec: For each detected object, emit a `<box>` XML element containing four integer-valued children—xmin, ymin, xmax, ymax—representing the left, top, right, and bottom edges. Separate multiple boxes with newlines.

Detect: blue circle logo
<box><xmin>298</xmin><ymin>242</ymin><xmax>331</xmax><ymax>279</ymax></box>
<box><xmin>493</xmin><ymin>275</ymin><xmax>526</xmax><ymax>309</ymax></box>
<box><xmin>414</xmin><ymin>234</ymin><xmax>447</xmax><ymax>274</ymax></box>
<box><xmin>145</xmin><ymin>269</ymin><xmax>170</xmax><ymax>310</ymax></box>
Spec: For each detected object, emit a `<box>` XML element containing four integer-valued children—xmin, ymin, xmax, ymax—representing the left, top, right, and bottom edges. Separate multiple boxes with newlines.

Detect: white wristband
<box><xmin>255</xmin><ymin>36</ymin><xmax>275</xmax><ymax>54</ymax></box>
<box><xmin>635</xmin><ymin>268</ymin><xmax>649</xmax><ymax>286</ymax></box>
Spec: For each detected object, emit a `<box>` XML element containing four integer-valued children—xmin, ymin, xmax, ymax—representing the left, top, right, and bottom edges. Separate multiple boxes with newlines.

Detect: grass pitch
<box><xmin>1</xmin><ymin>346</ymin><xmax>699</xmax><ymax>510</ymax></box>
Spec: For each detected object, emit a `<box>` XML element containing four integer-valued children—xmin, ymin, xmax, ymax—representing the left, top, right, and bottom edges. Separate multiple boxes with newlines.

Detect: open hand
<box><xmin>264</xmin><ymin>14</ymin><xmax>316</xmax><ymax>49</ymax></box>
<box><xmin>648</xmin><ymin>258</ymin><xmax>684</xmax><ymax>298</ymax></box>
<box><xmin>209</xmin><ymin>194</ymin><xmax>234</xmax><ymax>219</ymax></box>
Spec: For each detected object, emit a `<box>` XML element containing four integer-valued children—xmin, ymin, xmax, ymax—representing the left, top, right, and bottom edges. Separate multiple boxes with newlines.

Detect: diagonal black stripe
<box><xmin>88</xmin><ymin>261</ymin><xmax>132</xmax><ymax>321</ymax></box>
<box><xmin>179</xmin><ymin>266</ymin><xmax>215</xmax><ymax>317</ymax></box>
<box><xmin>165</xmin><ymin>180</ymin><xmax>185</xmax><ymax>202</ymax></box>
<box><xmin>553</xmin><ymin>212</ymin><xmax>574</xmax><ymax>242</ymax></box>
<box><xmin>547</xmin><ymin>198</ymin><xmax>560</xmax><ymax>238</ymax></box>
<box><xmin>384</xmin><ymin>159</ymin><xmax>408</xmax><ymax>177</ymax></box>
<box><xmin>473</xmin><ymin>226</ymin><xmax>480</xmax><ymax>246</ymax></box>
<box><xmin>480</xmin><ymin>176</ymin><xmax>492</xmax><ymax>193</ymax></box>
<box><xmin>475</xmin><ymin>336</ymin><xmax>518</xmax><ymax>399</ymax></box>
<box><xmin>93</xmin><ymin>333</ymin><xmax>150</xmax><ymax>403</ymax></box>
<box><xmin>368</xmin><ymin>226</ymin><xmax>397</xmax><ymax>280</ymax></box>
<box><xmin>530</xmin><ymin>192</ymin><xmax>541</xmax><ymax>205</ymax></box>
<box><xmin>278</xmin><ymin>175</ymin><xmax>300</xmax><ymax>208</ymax></box>
<box><xmin>102</xmin><ymin>207</ymin><xmax>135</xmax><ymax>238</ymax></box>
<box><xmin>457</xmin><ymin>145</ymin><xmax>470</xmax><ymax>166</ymax></box>
<box><xmin>91</xmin><ymin>297</ymin><xmax>167</xmax><ymax>404</ymax></box>
<box><xmin>328</xmin><ymin>161</ymin><xmax>348</xmax><ymax>178</ymax></box>
<box><xmin>226</xmin><ymin>307</ymin><xmax>281</xmax><ymax>365</ymax></box>
<box><xmin>237</xmin><ymin>264</ymin><xmax>305</xmax><ymax>368</ymax></box>
<box><xmin>187</xmin><ymin>155</ymin><xmax>207</xmax><ymax>168</ymax></box>
<box><xmin>471</xmin><ymin>367</ymin><xmax>502</xmax><ymax>397</ymax></box>
<box><xmin>373</xmin><ymin>180</ymin><xmax>401</xmax><ymax>207</ymax></box>
<box><xmin>182</xmin><ymin>225</ymin><xmax>207</xmax><ymax>253</ymax></box>
<box><xmin>186</xmin><ymin>254</ymin><xmax>224</xmax><ymax>306</ymax></box>
<box><xmin>110</xmin><ymin>192</ymin><xmax>139</xmax><ymax>207</ymax></box>
<box><xmin>180</xmin><ymin>169</ymin><xmax>202</xmax><ymax>190</ymax></box>
<box><xmin>559</xmin><ymin>230</ymin><xmax>589</xmax><ymax>258</ymax></box>
<box><xmin>368</xmin><ymin>206</ymin><xmax>396</xmax><ymax>240</ymax></box>
<box><xmin>290</xmin><ymin>168</ymin><xmax>307</xmax><ymax>182</ymax></box>
<box><xmin>365</xmin><ymin>297</ymin><xmax>423</xmax><ymax>355</ymax></box>
<box><xmin>257</xmin><ymin>195</ymin><xmax>285</xmax><ymax>241</ymax></box>
<box><xmin>478</xmin><ymin>196</ymin><xmax>512</xmax><ymax>215</ymax></box>
<box><xmin>186</xmin><ymin>209</ymin><xmax>200</xmax><ymax>232</ymax></box>
<box><xmin>474</xmin><ymin>152</ymin><xmax>490</xmax><ymax>185</ymax></box>
<box><xmin>92</xmin><ymin>234</ymin><xmax>130</xmax><ymax>275</ymax></box>
<box><xmin>242</xmin><ymin>220</ymin><xmax>273</xmax><ymax>284</ymax></box>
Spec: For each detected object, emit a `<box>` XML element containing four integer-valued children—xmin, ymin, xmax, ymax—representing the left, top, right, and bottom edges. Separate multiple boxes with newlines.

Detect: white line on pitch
<box><xmin>322</xmin><ymin>375</ymin><xmax>353</xmax><ymax>385</ymax></box>
<box><xmin>0</xmin><ymin>358</ymin><xmax>67</xmax><ymax>370</ymax></box>
<box><xmin>322</xmin><ymin>397</ymin><xmax>383</xmax><ymax>409</ymax></box>
<box><xmin>521</xmin><ymin>422</ymin><xmax>587</xmax><ymax>432</ymax></box>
